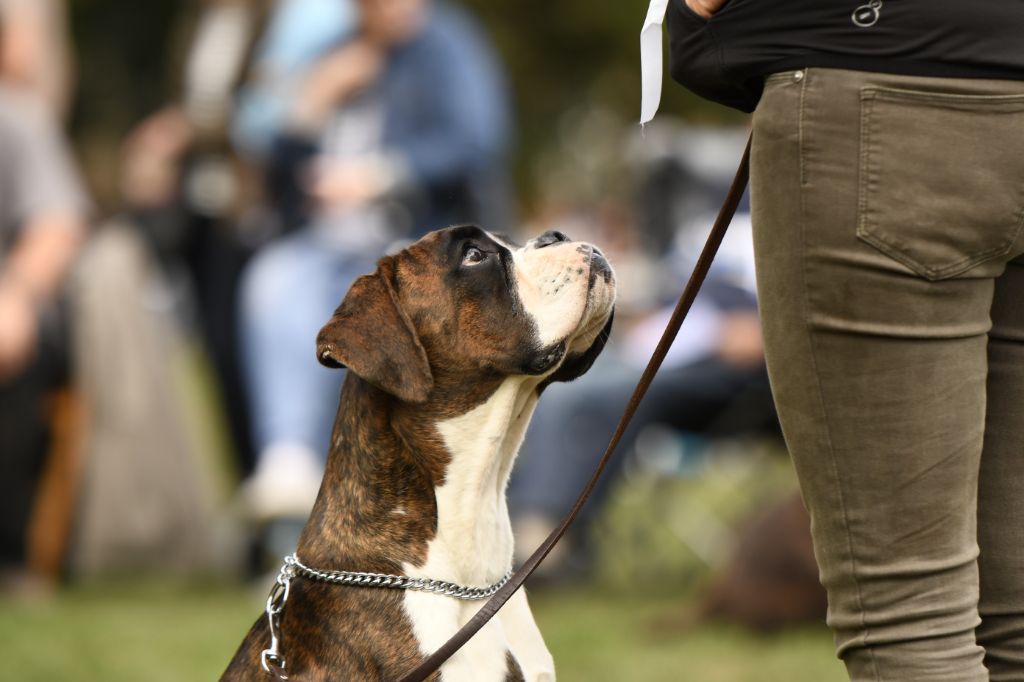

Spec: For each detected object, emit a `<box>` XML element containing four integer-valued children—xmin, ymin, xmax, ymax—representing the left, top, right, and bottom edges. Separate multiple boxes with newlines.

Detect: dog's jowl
<box><xmin>222</xmin><ymin>225</ymin><xmax>615</xmax><ymax>682</ymax></box>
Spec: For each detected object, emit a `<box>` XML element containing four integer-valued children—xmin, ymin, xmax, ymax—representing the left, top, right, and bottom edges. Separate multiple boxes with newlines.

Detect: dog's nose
<box><xmin>534</xmin><ymin>230</ymin><xmax>570</xmax><ymax>248</ymax></box>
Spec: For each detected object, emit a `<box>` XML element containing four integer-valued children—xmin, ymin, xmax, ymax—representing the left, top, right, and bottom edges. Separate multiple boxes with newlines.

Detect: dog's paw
<box><xmin>521</xmin><ymin>657</ymin><xmax>555</xmax><ymax>682</ymax></box>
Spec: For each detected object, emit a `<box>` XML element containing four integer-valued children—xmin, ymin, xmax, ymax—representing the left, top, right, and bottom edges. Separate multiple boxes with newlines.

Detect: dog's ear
<box><xmin>316</xmin><ymin>261</ymin><xmax>433</xmax><ymax>403</ymax></box>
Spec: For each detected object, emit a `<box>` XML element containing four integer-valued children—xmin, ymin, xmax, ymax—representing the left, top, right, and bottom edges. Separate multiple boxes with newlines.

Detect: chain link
<box><xmin>260</xmin><ymin>561</ymin><xmax>295</xmax><ymax>679</ymax></box>
<box><xmin>284</xmin><ymin>554</ymin><xmax>513</xmax><ymax>601</ymax></box>
<box><xmin>257</xmin><ymin>554</ymin><xmax>511</xmax><ymax>678</ymax></box>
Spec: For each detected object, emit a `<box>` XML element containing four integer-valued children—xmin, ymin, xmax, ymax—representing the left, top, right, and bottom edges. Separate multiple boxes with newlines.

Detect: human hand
<box><xmin>308</xmin><ymin>156</ymin><xmax>400</xmax><ymax>209</ymax></box>
<box><xmin>0</xmin><ymin>282</ymin><xmax>39</xmax><ymax>380</ymax></box>
<box><xmin>293</xmin><ymin>42</ymin><xmax>384</xmax><ymax>130</ymax></box>
<box><xmin>685</xmin><ymin>0</ymin><xmax>729</xmax><ymax>19</ymax></box>
<box><xmin>716</xmin><ymin>312</ymin><xmax>764</xmax><ymax>368</ymax></box>
<box><xmin>120</xmin><ymin>106</ymin><xmax>194</xmax><ymax>207</ymax></box>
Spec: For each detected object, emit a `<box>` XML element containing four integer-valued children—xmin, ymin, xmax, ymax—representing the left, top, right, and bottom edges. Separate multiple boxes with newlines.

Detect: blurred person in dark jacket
<box><xmin>118</xmin><ymin>0</ymin><xmax>359</xmax><ymax>482</ymax></box>
<box><xmin>238</xmin><ymin>0</ymin><xmax>512</xmax><ymax>527</ymax></box>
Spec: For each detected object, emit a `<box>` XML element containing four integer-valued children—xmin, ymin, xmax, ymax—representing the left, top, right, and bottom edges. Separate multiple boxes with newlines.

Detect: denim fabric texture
<box><xmin>240</xmin><ymin>230</ymin><xmax>376</xmax><ymax>458</ymax></box>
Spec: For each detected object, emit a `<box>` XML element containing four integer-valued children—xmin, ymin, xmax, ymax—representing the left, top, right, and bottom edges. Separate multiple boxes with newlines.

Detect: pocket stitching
<box><xmin>865</xmin><ymin>87</ymin><xmax>1024</xmax><ymax>109</ymax></box>
<box><xmin>856</xmin><ymin>228</ymin><xmax>1020</xmax><ymax>280</ymax></box>
<box><xmin>856</xmin><ymin>88</ymin><xmax>1024</xmax><ymax>281</ymax></box>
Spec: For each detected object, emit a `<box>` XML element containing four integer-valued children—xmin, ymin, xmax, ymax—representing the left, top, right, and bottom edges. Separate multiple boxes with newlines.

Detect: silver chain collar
<box><xmin>287</xmin><ymin>554</ymin><xmax>514</xmax><ymax>599</ymax></box>
<box><xmin>260</xmin><ymin>553</ymin><xmax>514</xmax><ymax>678</ymax></box>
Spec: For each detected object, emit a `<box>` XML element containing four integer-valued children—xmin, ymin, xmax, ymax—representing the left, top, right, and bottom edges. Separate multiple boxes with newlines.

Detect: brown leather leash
<box><xmin>397</xmin><ymin>134</ymin><xmax>752</xmax><ymax>682</ymax></box>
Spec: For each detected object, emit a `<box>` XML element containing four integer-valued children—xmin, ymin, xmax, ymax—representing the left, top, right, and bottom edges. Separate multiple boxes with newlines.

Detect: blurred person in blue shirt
<box><xmin>238</xmin><ymin>0</ymin><xmax>512</xmax><ymax>526</ymax></box>
<box><xmin>231</xmin><ymin>0</ymin><xmax>357</xmax><ymax>162</ymax></box>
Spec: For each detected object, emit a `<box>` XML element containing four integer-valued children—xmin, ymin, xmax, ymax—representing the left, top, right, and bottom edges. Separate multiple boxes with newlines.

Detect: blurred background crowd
<box><xmin>1</xmin><ymin>0</ymin><xmax>837</xmax><ymax>678</ymax></box>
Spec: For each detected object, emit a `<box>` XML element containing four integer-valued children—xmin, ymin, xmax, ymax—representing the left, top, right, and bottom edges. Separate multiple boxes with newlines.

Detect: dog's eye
<box><xmin>462</xmin><ymin>245</ymin><xmax>487</xmax><ymax>266</ymax></box>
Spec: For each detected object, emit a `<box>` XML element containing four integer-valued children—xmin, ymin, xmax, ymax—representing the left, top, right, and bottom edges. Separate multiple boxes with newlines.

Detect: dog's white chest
<box><xmin>402</xmin><ymin>378</ymin><xmax>539</xmax><ymax>681</ymax></box>
<box><xmin>403</xmin><ymin>590</ymin><xmax>512</xmax><ymax>681</ymax></box>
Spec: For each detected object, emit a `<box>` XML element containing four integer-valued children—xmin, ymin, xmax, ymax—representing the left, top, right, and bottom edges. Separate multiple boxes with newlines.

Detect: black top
<box><xmin>666</xmin><ymin>0</ymin><xmax>1024</xmax><ymax>112</ymax></box>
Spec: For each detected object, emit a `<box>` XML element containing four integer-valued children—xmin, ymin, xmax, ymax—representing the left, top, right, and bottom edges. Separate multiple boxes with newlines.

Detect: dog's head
<box><xmin>316</xmin><ymin>225</ymin><xmax>616</xmax><ymax>404</ymax></box>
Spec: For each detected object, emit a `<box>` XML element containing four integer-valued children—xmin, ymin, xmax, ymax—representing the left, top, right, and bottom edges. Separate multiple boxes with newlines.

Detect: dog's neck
<box><xmin>296</xmin><ymin>373</ymin><xmax>541</xmax><ymax>586</ymax></box>
<box><xmin>417</xmin><ymin>375</ymin><xmax>541</xmax><ymax>585</ymax></box>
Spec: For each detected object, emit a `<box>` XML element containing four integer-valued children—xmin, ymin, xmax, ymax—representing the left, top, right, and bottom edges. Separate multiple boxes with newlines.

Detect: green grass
<box><xmin>530</xmin><ymin>589</ymin><xmax>845</xmax><ymax>682</ymax></box>
<box><xmin>1</xmin><ymin>580</ymin><xmax>845</xmax><ymax>681</ymax></box>
<box><xmin>1</xmin><ymin>448</ymin><xmax>847</xmax><ymax>680</ymax></box>
<box><xmin>0</xmin><ymin>582</ymin><xmax>256</xmax><ymax>682</ymax></box>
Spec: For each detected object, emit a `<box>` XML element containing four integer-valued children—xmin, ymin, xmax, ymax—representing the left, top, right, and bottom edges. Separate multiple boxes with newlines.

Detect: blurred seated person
<box><xmin>239</xmin><ymin>0</ymin><xmax>512</xmax><ymax>523</ymax></box>
<box><xmin>118</xmin><ymin>0</ymin><xmax>358</xmax><ymax>480</ymax></box>
<box><xmin>231</xmin><ymin>0</ymin><xmax>357</xmax><ymax>163</ymax></box>
<box><xmin>0</xmin><ymin>81</ymin><xmax>89</xmax><ymax>580</ymax></box>
<box><xmin>120</xmin><ymin>0</ymin><xmax>357</xmax><ymax>220</ymax></box>
<box><xmin>508</xmin><ymin>214</ymin><xmax>779</xmax><ymax>578</ymax></box>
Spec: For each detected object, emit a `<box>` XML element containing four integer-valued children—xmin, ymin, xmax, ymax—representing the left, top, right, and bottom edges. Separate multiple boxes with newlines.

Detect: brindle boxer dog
<box><xmin>223</xmin><ymin>225</ymin><xmax>615</xmax><ymax>681</ymax></box>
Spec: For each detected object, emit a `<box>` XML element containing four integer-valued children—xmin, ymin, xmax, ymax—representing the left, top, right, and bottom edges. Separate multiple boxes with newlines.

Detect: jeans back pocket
<box><xmin>857</xmin><ymin>87</ymin><xmax>1024</xmax><ymax>281</ymax></box>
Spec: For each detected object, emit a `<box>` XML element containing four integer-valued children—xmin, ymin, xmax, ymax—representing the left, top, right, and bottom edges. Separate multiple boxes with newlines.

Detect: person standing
<box><xmin>0</xmin><ymin>58</ymin><xmax>89</xmax><ymax>580</ymax></box>
<box><xmin>660</xmin><ymin>1</ymin><xmax>1024</xmax><ymax>679</ymax></box>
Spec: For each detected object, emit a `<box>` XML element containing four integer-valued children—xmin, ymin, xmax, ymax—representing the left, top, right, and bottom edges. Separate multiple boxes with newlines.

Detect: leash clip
<box><xmin>261</xmin><ymin>557</ymin><xmax>296</xmax><ymax>679</ymax></box>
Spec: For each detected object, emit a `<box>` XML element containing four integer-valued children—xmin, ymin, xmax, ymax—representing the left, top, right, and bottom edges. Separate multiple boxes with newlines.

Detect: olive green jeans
<box><xmin>751</xmin><ymin>68</ymin><xmax>1024</xmax><ymax>681</ymax></box>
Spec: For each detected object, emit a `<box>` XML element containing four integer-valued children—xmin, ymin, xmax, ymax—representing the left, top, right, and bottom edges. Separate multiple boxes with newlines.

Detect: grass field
<box><xmin>1</xmin><ymin>580</ymin><xmax>846</xmax><ymax>681</ymax></box>
<box><xmin>2</xmin><ymin>443</ymin><xmax>848</xmax><ymax>680</ymax></box>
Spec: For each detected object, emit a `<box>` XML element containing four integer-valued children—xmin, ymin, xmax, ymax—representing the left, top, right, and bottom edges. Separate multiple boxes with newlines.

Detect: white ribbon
<box><xmin>640</xmin><ymin>0</ymin><xmax>670</xmax><ymax>125</ymax></box>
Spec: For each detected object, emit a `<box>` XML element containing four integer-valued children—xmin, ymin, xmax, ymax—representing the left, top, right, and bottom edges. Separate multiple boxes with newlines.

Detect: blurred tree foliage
<box><xmin>65</xmin><ymin>0</ymin><xmax>743</xmax><ymax>207</ymax></box>
<box><xmin>461</xmin><ymin>0</ymin><xmax>742</xmax><ymax>131</ymax></box>
<box><xmin>68</xmin><ymin>0</ymin><xmax>181</xmax><ymax>132</ymax></box>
